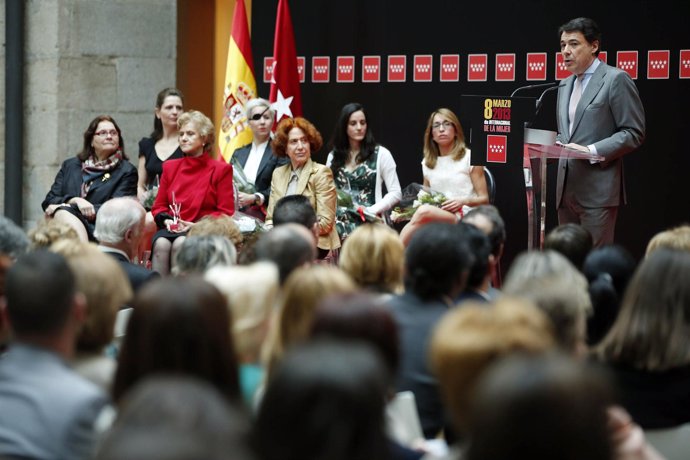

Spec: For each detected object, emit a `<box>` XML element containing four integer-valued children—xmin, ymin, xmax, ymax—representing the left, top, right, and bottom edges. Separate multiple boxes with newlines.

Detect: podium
<box><xmin>524</xmin><ymin>129</ymin><xmax>603</xmax><ymax>249</ymax></box>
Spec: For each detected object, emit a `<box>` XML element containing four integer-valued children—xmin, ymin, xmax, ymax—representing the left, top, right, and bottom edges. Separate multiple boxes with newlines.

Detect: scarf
<box><xmin>81</xmin><ymin>150</ymin><xmax>123</xmax><ymax>197</ymax></box>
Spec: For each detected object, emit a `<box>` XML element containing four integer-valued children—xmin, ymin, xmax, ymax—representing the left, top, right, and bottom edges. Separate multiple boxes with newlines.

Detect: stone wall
<box><xmin>1</xmin><ymin>0</ymin><xmax>177</xmax><ymax>227</ymax></box>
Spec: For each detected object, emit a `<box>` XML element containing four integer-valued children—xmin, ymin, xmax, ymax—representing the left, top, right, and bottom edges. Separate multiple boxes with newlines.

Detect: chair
<box><xmin>484</xmin><ymin>167</ymin><xmax>496</xmax><ymax>204</ymax></box>
<box><xmin>644</xmin><ymin>423</ymin><xmax>690</xmax><ymax>460</ymax></box>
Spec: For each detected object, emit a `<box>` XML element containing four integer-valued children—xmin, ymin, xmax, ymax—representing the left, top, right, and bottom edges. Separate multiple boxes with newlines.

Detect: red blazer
<box><xmin>152</xmin><ymin>152</ymin><xmax>234</xmax><ymax>225</ymax></box>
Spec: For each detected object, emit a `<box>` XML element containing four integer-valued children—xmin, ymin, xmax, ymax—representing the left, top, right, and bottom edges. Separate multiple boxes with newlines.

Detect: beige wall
<box><xmin>0</xmin><ymin>0</ymin><xmax>177</xmax><ymax>228</ymax></box>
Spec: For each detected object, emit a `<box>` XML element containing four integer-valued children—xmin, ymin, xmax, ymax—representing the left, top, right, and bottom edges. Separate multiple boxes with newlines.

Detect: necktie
<box><xmin>568</xmin><ymin>75</ymin><xmax>583</xmax><ymax>135</ymax></box>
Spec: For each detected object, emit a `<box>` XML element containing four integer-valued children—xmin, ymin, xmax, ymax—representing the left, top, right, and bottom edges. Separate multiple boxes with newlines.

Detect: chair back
<box><xmin>484</xmin><ymin>167</ymin><xmax>496</xmax><ymax>204</ymax></box>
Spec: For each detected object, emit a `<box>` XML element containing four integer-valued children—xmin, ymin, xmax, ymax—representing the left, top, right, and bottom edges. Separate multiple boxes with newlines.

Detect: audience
<box><xmin>50</xmin><ymin>240</ymin><xmax>132</xmax><ymax>391</ymax></box>
<box><xmin>339</xmin><ymin>223</ymin><xmax>405</xmax><ymax>295</ymax></box>
<box><xmin>454</xmin><ymin>222</ymin><xmax>494</xmax><ymax>303</ymax></box>
<box><xmin>462</xmin><ymin>204</ymin><xmax>506</xmax><ymax>288</ymax></box>
<box><xmin>28</xmin><ymin>218</ymin><xmax>80</xmax><ymax>249</ymax></box>
<box><xmin>254</xmin><ymin>223</ymin><xmax>316</xmax><ymax>284</ymax></box>
<box><xmin>387</xmin><ymin>223</ymin><xmax>473</xmax><ymax>440</ymax></box>
<box><xmin>645</xmin><ymin>224</ymin><xmax>690</xmax><ymax>256</ymax></box>
<box><xmin>95</xmin><ymin>196</ymin><xmax>159</xmax><ymax>292</ymax></box>
<box><xmin>594</xmin><ymin>248</ymin><xmax>690</xmax><ymax>429</ymax></box>
<box><xmin>204</xmin><ymin>262</ymin><xmax>280</xmax><ymax>406</ymax></box>
<box><xmin>96</xmin><ymin>376</ymin><xmax>254</xmax><ymax>460</ymax></box>
<box><xmin>583</xmin><ymin>244</ymin><xmax>637</xmax><ymax>345</ymax></box>
<box><xmin>543</xmin><ymin>222</ymin><xmax>593</xmax><ymax>271</ymax></box>
<box><xmin>172</xmin><ymin>234</ymin><xmax>237</xmax><ymax>276</ymax></box>
<box><xmin>187</xmin><ymin>214</ymin><xmax>244</xmax><ymax>252</ymax></box>
<box><xmin>271</xmin><ymin>194</ymin><xmax>319</xmax><ymax>244</ymax></box>
<box><xmin>112</xmin><ymin>276</ymin><xmax>240</xmax><ymax>404</ymax></box>
<box><xmin>0</xmin><ymin>251</ymin><xmax>108</xmax><ymax>459</ymax></box>
<box><xmin>0</xmin><ymin>216</ymin><xmax>29</xmax><ymax>349</ymax></box>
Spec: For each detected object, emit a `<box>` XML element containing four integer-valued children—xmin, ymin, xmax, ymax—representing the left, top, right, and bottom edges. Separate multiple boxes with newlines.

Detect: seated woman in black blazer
<box><xmin>42</xmin><ymin>115</ymin><xmax>138</xmax><ymax>241</ymax></box>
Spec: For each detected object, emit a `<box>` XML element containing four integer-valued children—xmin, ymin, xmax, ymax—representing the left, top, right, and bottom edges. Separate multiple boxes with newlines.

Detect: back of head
<box><xmin>339</xmin><ymin>223</ymin><xmax>404</xmax><ymax>293</ymax></box>
<box><xmin>544</xmin><ymin>223</ymin><xmax>593</xmax><ymax>270</ymax></box>
<box><xmin>94</xmin><ymin>197</ymin><xmax>145</xmax><ymax>245</ymax></box>
<box><xmin>431</xmin><ymin>297</ymin><xmax>554</xmax><ymax>432</ymax></box>
<box><xmin>5</xmin><ymin>250</ymin><xmax>76</xmax><ymax>338</ymax></box>
<box><xmin>187</xmin><ymin>214</ymin><xmax>243</xmax><ymax>250</ymax></box>
<box><xmin>583</xmin><ymin>245</ymin><xmax>637</xmax><ymax>345</ymax></box>
<box><xmin>467</xmin><ymin>353</ymin><xmax>613</xmax><ymax>460</ymax></box>
<box><xmin>113</xmin><ymin>276</ymin><xmax>239</xmax><ymax>403</ymax></box>
<box><xmin>645</xmin><ymin>224</ymin><xmax>690</xmax><ymax>256</ymax></box>
<box><xmin>463</xmin><ymin>205</ymin><xmax>505</xmax><ymax>258</ymax></box>
<box><xmin>97</xmin><ymin>375</ymin><xmax>254</xmax><ymax>460</ymax></box>
<box><xmin>254</xmin><ymin>340</ymin><xmax>389</xmax><ymax>460</ymax></box>
<box><xmin>0</xmin><ymin>216</ymin><xmax>29</xmax><ymax>260</ymax></box>
<box><xmin>254</xmin><ymin>224</ymin><xmax>316</xmax><ymax>283</ymax></box>
<box><xmin>596</xmin><ymin>248</ymin><xmax>690</xmax><ymax>371</ymax></box>
<box><xmin>456</xmin><ymin>222</ymin><xmax>492</xmax><ymax>290</ymax></box>
<box><xmin>173</xmin><ymin>235</ymin><xmax>237</xmax><ymax>276</ymax></box>
<box><xmin>28</xmin><ymin>219</ymin><xmax>79</xmax><ymax>250</ymax></box>
<box><xmin>272</xmin><ymin>195</ymin><xmax>317</xmax><ymax>229</ymax></box>
<box><xmin>405</xmin><ymin>223</ymin><xmax>473</xmax><ymax>300</ymax></box>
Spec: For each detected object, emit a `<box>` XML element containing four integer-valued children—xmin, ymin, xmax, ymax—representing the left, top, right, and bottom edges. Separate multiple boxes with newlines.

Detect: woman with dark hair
<box><xmin>254</xmin><ymin>340</ymin><xmax>391</xmax><ymax>460</ymax></box>
<box><xmin>583</xmin><ymin>245</ymin><xmax>637</xmax><ymax>345</ymax></box>
<box><xmin>266</xmin><ymin>117</ymin><xmax>339</xmax><ymax>259</ymax></box>
<box><xmin>42</xmin><ymin>115</ymin><xmax>138</xmax><ymax>242</ymax></box>
<box><xmin>594</xmin><ymin>248</ymin><xmax>690</xmax><ymax>429</ymax></box>
<box><xmin>112</xmin><ymin>276</ymin><xmax>240</xmax><ymax>404</ymax></box>
<box><xmin>327</xmin><ymin>103</ymin><xmax>401</xmax><ymax>239</ymax></box>
<box><xmin>150</xmin><ymin>110</ymin><xmax>234</xmax><ymax>275</ymax></box>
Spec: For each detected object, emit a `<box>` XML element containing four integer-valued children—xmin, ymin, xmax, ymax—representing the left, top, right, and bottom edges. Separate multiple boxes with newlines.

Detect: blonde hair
<box><xmin>177</xmin><ymin>110</ymin><xmax>216</xmax><ymax>155</ymax></box>
<box><xmin>204</xmin><ymin>262</ymin><xmax>279</xmax><ymax>362</ymax></box>
<box><xmin>339</xmin><ymin>224</ymin><xmax>404</xmax><ymax>293</ymax></box>
<box><xmin>264</xmin><ymin>265</ymin><xmax>357</xmax><ymax>378</ymax></box>
<box><xmin>50</xmin><ymin>240</ymin><xmax>132</xmax><ymax>351</ymax></box>
<box><xmin>645</xmin><ymin>225</ymin><xmax>690</xmax><ymax>256</ymax></box>
<box><xmin>29</xmin><ymin>219</ymin><xmax>79</xmax><ymax>250</ymax></box>
<box><xmin>423</xmin><ymin>108</ymin><xmax>467</xmax><ymax>169</ymax></box>
<box><xmin>431</xmin><ymin>297</ymin><xmax>554</xmax><ymax>431</ymax></box>
<box><xmin>188</xmin><ymin>214</ymin><xmax>244</xmax><ymax>250</ymax></box>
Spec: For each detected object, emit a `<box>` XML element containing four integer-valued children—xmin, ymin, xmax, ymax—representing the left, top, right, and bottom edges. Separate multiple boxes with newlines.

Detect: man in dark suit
<box><xmin>0</xmin><ymin>251</ymin><xmax>108</xmax><ymax>459</ymax></box>
<box><xmin>386</xmin><ymin>223</ymin><xmax>473</xmax><ymax>440</ymax></box>
<box><xmin>95</xmin><ymin>197</ymin><xmax>159</xmax><ymax>291</ymax></box>
<box><xmin>232</xmin><ymin>98</ymin><xmax>288</xmax><ymax>218</ymax></box>
<box><xmin>556</xmin><ymin>17</ymin><xmax>645</xmax><ymax>247</ymax></box>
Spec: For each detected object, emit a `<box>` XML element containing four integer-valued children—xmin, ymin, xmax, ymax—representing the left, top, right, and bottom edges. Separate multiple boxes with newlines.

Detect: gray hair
<box><xmin>0</xmin><ymin>216</ymin><xmax>29</xmax><ymax>259</ymax></box>
<box><xmin>94</xmin><ymin>197</ymin><xmax>146</xmax><ymax>244</ymax></box>
<box><xmin>244</xmin><ymin>98</ymin><xmax>274</xmax><ymax>120</ymax></box>
<box><xmin>173</xmin><ymin>235</ymin><xmax>237</xmax><ymax>276</ymax></box>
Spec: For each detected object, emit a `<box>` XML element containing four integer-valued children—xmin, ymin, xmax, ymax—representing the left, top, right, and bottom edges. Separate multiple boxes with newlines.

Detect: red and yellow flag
<box><xmin>219</xmin><ymin>0</ymin><xmax>257</xmax><ymax>162</ymax></box>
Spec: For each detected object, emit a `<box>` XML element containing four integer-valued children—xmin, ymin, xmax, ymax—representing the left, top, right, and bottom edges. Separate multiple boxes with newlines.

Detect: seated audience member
<box><xmin>253</xmin><ymin>224</ymin><xmax>317</xmax><ymax>284</ymax></box>
<box><xmin>583</xmin><ymin>245</ymin><xmax>637</xmax><ymax>345</ymax></box>
<box><xmin>95</xmin><ymin>197</ymin><xmax>159</xmax><ymax>292</ymax></box>
<box><xmin>0</xmin><ymin>216</ymin><xmax>29</xmax><ymax>349</ymax></box>
<box><xmin>387</xmin><ymin>223</ymin><xmax>473</xmax><ymax>440</ymax></box>
<box><xmin>462</xmin><ymin>205</ymin><xmax>506</xmax><ymax>289</ymax></box>
<box><xmin>172</xmin><ymin>235</ymin><xmax>237</xmax><ymax>276</ymax></box>
<box><xmin>204</xmin><ymin>262</ymin><xmax>280</xmax><ymax>406</ymax></box>
<box><xmin>465</xmin><ymin>354</ymin><xmax>615</xmax><ymax>460</ymax></box>
<box><xmin>594</xmin><ymin>248</ymin><xmax>690</xmax><ymax>429</ymax></box>
<box><xmin>272</xmin><ymin>194</ymin><xmax>319</xmax><ymax>244</ymax></box>
<box><xmin>0</xmin><ymin>251</ymin><xmax>108</xmax><ymax>459</ymax></box>
<box><xmin>187</xmin><ymin>214</ymin><xmax>244</xmax><ymax>252</ymax></box>
<box><xmin>454</xmin><ymin>222</ymin><xmax>493</xmax><ymax>303</ymax></box>
<box><xmin>253</xmin><ymin>341</ymin><xmax>392</xmax><ymax>460</ymax></box>
<box><xmin>339</xmin><ymin>224</ymin><xmax>405</xmax><ymax>296</ymax></box>
<box><xmin>112</xmin><ymin>277</ymin><xmax>240</xmax><ymax>405</ymax></box>
<box><xmin>502</xmin><ymin>250</ymin><xmax>592</xmax><ymax>357</ymax></box>
<box><xmin>263</xmin><ymin>265</ymin><xmax>357</xmax><ymax>380</ymax></box>
<box><xmin>544</xmin><ymin>223</ymin><xmax>593</xmax><ymax>271</ymax></box>
<box><xmin>645</xmin><ymin>224</ymin><xmax>690</xmax><ymax>256</ymax></box>
<box><xmin>28</xmin><ymin>218</ymin><xmax>79</xmax><ymax>249</ymax></box>
<box><xmin>95</xmin><ymin>376</ymin><xmax>255</xmax><ymax>460</ymax></box>
<box><xmin>50</xmin><ymin>240</ymin><xmax>132</xmax><ymax>391</ymax></box>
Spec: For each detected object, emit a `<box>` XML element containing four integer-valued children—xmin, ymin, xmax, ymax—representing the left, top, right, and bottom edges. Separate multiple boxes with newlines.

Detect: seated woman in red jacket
<box><xmin>151</xmin><ymin>110</ymin><xmax>234</xmax><ymax>275</ymax></box>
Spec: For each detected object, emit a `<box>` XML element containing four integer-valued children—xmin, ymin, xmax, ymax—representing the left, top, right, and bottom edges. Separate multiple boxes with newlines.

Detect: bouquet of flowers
<box><xmin>233</xmin><ymin>211</ymin><xmax>267</xmax><ymax>235</ymax></box>
<box><xmin>390</xmin><ymin>183</ymin><xmax>447</xmax><ymax>222</ymax></box>
<box><xmin>336</xmin><ymin>188</ymin><xmax>381</xmax><ymax>224</ymax></box>
<box><xmin>141</xmin><ymin>175</ymin><xmax>160</xmax><ymax>210</ymax></box>
<box><xmin>230</xmin><ymin>155</ymin><xmax>257</xmax><ymax>195</ymax></box>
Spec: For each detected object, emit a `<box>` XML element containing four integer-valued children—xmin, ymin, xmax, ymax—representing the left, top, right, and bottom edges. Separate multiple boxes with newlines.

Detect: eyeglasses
<box><xmin>250</xmin><ymin>107</ymin><xmax>271</xmax><ymax>121</ymax></box>
<box><xmin>432</xmin><ymin>121</ymin><xmax>453</xmax><ymax>131</ymax></box>
<box><xmin>95</xmin><ymin>130</ymin><xmax>119</xmax><ymax>138</ymax></box>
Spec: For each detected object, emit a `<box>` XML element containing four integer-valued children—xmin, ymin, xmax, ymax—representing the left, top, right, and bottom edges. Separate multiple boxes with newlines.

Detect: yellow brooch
<box><xmin>102</xmin><ymin>173</ymin><xmax>110</xmax><ymax>182</ymax></box>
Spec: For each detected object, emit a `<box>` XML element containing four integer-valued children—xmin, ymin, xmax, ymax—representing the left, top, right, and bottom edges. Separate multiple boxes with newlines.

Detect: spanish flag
<box><xmin>219</xmin><ymin>0</ymin><xmax>257</xmax><ymax>162</ymax></box>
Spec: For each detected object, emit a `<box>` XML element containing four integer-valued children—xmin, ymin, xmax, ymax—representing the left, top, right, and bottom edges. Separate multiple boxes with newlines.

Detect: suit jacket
<box><xmin>266</xmin><ymin>158</ymin><xmax>340</xmax><ymax>251</ymax></box>
<box><xmin>104</xmin><ymin>250</ymin><xmax>159</xmax><ymax>293</ymax></box>
<box><xmin>0</xmin><ymin>343</ymin><xmax>108</xmax><ymax>459</ymax></box>
<box><xmin>232</xmin><ymin>142</ymin><xmax>287</xmax><ymax>206</ymax></box>
<box><xmin>555</xmin><ymin>61</ymin><xmax>645</xmax><ymax>208</ymax></box>
<box><xmin>152</xmin><ymin>153</ymin><xmax>234</xmax><ymax>227</ymax></box>
<box><xmin>42</xmin><ymin>156</ymin><xmax>138</xmax><ymax>213</ymax></box>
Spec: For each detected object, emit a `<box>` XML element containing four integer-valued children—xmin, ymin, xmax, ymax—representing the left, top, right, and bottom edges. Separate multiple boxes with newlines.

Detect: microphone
<box><xmin>534</xmin><ymin>84</ymin><xmax>561</xmax><ymax>115</ymax></box>
<box><xmin>510</xmin><ymin>81</ymin><xmax>559</xmax><ymax>98</ymax></box>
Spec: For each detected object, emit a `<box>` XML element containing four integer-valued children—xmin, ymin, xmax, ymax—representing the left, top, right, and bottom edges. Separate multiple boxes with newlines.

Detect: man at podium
<box><xmin>555</xmin><ymin>17</ymin><xmax>645</xmax><ymax>247</ymax></box>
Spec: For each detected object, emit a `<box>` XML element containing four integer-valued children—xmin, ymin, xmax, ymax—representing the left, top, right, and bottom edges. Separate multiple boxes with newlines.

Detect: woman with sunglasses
<box><xmin>231</xmin><ymin>98</ymin><xmax>287</xmax><ymax>220</ymax></box>
<box><xmin>42</xmin><ymin>115</ymin><xmax>138</xmax><ymax>242</ymax></box>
